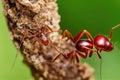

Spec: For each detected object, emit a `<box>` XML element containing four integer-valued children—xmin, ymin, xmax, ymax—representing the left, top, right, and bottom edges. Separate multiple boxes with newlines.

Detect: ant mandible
<box><xmin>52</xmin><ymin>24</ymin><xmax>120</xmax><ymax>62</ymax></box>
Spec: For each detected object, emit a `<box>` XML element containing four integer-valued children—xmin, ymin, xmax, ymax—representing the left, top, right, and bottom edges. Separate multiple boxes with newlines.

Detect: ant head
<box><xmin>94</xmin><ymin>35</ymin><xmax>114</xmax><ymax>52</ymax></box>
<box><xmin>104</xmin><ymin>40</ymin><xmax>113</xmax><ymax>52</ymax></box>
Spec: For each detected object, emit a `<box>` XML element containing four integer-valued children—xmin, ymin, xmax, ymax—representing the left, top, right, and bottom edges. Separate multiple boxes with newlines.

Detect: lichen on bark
<box><xmin>2</xmin><ymin>0</ymin><xmax>95</xmax><ymax>80</ymax></box>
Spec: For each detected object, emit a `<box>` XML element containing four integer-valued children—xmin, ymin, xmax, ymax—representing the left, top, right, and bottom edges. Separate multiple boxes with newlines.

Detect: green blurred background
<box><xmin>0</xmin><ymin>0</ymin><xmax>120</xmax><ymax>80</ymax></box>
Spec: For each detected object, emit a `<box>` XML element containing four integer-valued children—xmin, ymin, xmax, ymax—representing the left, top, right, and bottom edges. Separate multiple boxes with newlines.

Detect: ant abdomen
<box><xmin>75</xmin><ymin>39</ymin><xmax>93</xmax><ymax>52</ymax></box>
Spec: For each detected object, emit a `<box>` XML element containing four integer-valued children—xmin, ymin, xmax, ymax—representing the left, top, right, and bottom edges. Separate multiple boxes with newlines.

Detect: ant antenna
<box><xmin>11</xmin><ymin>42</ymin><xmax>23</xmax><ymax>69</ymax></box>
<box><xmin>109</xmin><ymin>24</ymin><xmax>120</xmax><ymax>39</ymax></box>
<box><xmin>100</xmin><ymin>59</ymin><xmax>102</xmax><ymax>80</ymax></box>
<box><xmin>11</xmin><ymin>50</ymin><xmax>19</xmax><ymax>69</ymax></box>
<box><xmin>11</xmin><ymin>31</ymin><xmax>27</xmax><ymax>69</ymax></box>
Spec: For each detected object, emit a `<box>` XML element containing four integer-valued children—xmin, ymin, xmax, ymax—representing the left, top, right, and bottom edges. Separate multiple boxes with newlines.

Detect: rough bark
<box><xmin>2</xmin><ymin>0</ymin><xmax>95</xmax><ymax>80</ymax></box>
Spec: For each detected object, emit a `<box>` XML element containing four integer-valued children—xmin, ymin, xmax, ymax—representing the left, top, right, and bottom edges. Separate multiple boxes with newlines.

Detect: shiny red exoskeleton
<box><xmin>52</xmin><ymin>24</ymin><xmax>120</xmax><ymax>62</ymax></box>
<box><xmin>51</xmin><ymin>24</ymin><xmax>120</xmax><ymax>80</ymax></box>
<box><xmin>35</xmin><ymin>24</ymin><xmax>54</xmax><ymax>46</ymax></box>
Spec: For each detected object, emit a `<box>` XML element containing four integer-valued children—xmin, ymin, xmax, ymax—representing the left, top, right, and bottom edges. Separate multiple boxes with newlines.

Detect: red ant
<box><xmin>52</xmin><ymin>24</ymin><xmax>120</xmax><ymax>80</ymax></box>
<box><xmin>29</xmin><ymin>24</ymin><xmax>55</xmax><ymax>46</ymax></box>
<box><xmin>12</xmin><ymin>24</ymin><xmax>58</xmax><ymax>68</ymax></box>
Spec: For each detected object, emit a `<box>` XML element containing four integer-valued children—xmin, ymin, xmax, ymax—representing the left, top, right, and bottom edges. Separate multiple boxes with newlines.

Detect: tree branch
<box><xmin>2</xmin><ymin>0</ymin><xmax>95</xmax><ymax>80</ymax></box>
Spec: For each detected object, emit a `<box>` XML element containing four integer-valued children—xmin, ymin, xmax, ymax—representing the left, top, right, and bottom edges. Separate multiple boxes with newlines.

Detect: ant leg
<box><xmin>46</xmin><ymin>29</ymin><xmax>62</xmax><ymax>36</ymax></box>
<box><xmin>76</xmin><ymin>46</ymin><xmax>98</xmax><ymax>59</ymax></box>
<box><xmin>43</xmin><ymin>25</ymin><xmax>53</xmax><ymax>32</ymax></box>
<box><xmin>31</xmin><ymin>37</ymin><xmax>39</xmax><ymax>50</ymax></box>
<box><xmin>74</xmin><ymin>53</ymin><xmax>80</xmax><ymax>63</ymax></box>
<box><xmin>81</xmin><ymin>46</ymin><xmax>102</xmax><ymax>59</ymax></box>
<box><xmin>65</xmin><ymin>51</ymin><xmax>74</xmax><ymax>59</ymax></box>
<box><xmin>89</xmin><ymin>50</ymin><xmax>101</xmax><ymax>59</ymax></box>
<box><xmin>45</xmin><ymin>25</ymin><xmax>53</xmax><ymax>32</ymax></box>
<box><xmin>48</xmin><ymin>38</ymin><xmax>63</xmax><ymax>62</ymax></box>
<box><xmin>109</xmin><ymin>24</ymin><xmax>120</xmax><ymax>39</ymax></box>
<box><xmin>89</xmin><ymin>51</ymin><xmax>93</xmax><ymax>57</ymax></box>
<box><xmin>33</xmin><ymin>21</ymin><xmax>53</xmax><ymax>32</ymax></box>
<box><xmin>88</xmin><ymin>48</ymin><xmax>102</xmax><ymax>59</ymax></box>
<box><xmin>51</xmin><ymin>53</ymin><xmax>61</xmax><ymax>62</ymax></box>
<box><xmin>11</xmin><ymin>31</ymin><xmax>28</xmax><ymax>69</ymax></box>
<box><xmin>77</xmin><ymin>50</ymin><xmax>102</xmax><ymax>59</ymax></box>
<box><xmin>96</xmin><ymin>51</ymin><xmax>102</xmax><ymax>59</ymax></box>
<box><xmin>84</xmin><ymin>30</ymin><xmax>94</xmax><ymax>41</ymax></box>
<box><xmin>78</xmin><ymin>46</ymin><xmax>96</xmax><ymax>58</ymax></box>
<box><xmin>62</xmin><ymin>30</ymin><xmax>93</xmax><ymax>44</ymax></box>
<box><xmin>74</xmin><ymin>30</ymin><xmax>94</xmax><ymax>43</ymax></box>
<box><xmin>51</xmin><ymin>49</ymin><xmax>74</xmax><ymax>62</ymax></box>
<box><xmin>62</xmin><ymin>30</ymin><xmax>75</xmax><ymax>43</ymax></box>
<box><xmin>76</xmin><ymin>50</ymin><xmax>87</xmax><ymax>59</ymax></box>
